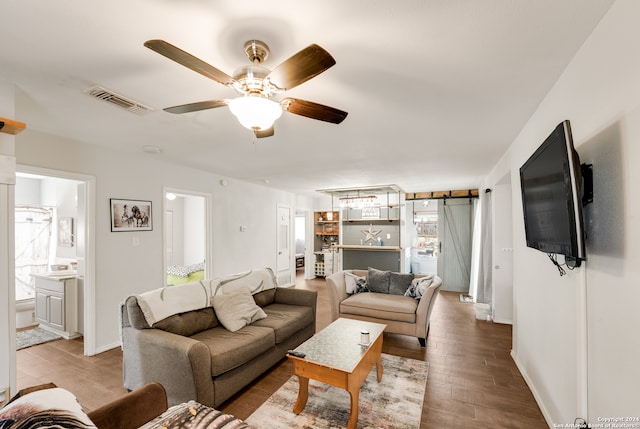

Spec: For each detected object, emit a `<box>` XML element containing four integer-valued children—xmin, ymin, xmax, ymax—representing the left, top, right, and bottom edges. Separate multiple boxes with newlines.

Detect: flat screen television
<box><xmin>519</xmin><ymin>120</ymin><xmax>586</xmax><ymax>267</ymax></box>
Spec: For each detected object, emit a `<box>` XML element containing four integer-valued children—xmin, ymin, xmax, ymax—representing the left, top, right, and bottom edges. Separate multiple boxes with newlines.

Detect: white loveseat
<box><xmin>326</xmin><ymin>268</ymin><xmax>442</xmax><ymax>346</ymax></box>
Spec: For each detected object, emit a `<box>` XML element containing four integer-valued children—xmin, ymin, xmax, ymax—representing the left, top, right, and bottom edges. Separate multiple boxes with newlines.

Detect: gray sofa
<box><xmin>121</xmin><ymin>268</ymin><xmax>316</xmax><ymax>408</ymax></box>
<box><xmin>326</xmin><ymin>268</ymin><xmax>441</xmax><ymax>346</ymax></box>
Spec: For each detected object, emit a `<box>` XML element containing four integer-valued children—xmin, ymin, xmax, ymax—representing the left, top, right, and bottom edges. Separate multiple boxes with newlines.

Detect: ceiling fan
<box><xmin>145</xmin><ymin>39</ymin><xmax>348</xmax><ymax>138</ymax></box>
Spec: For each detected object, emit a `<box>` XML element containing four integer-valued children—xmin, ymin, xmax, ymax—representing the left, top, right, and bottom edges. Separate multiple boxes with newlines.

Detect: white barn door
<box><xmin>437</xmin><ymin>199</ymin><xmax>473</xmax><ymax>292</ymax></box>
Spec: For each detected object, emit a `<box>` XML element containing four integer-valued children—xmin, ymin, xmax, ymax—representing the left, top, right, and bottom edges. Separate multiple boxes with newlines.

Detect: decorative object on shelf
<box><xmin>361</xmin><ymin>224</ymin><xmax>382</xmax><ymax>244</ymax></box>
<box><xmin>57</xmin><ymin>217</ymin><xmax>74</xmax><ymax>247</ymax></box>
<box><xmin>110</xmin><ymin>198</ymin><xmax>153</xmax><ymax>231</ymax></box>
<box><xmin>361</xmin><ymin>206</ymin><xmax>380</xmax><ymax>219</ymax></box>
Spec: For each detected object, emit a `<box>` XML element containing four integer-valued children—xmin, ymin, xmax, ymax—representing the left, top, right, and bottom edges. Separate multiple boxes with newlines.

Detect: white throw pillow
<box><xmin>405</xmin><ymin>275</ymin><xmax>434</xmax><ymax>299</ymax></box>
<box><xmin>344</xmin><ymin>272</ymin><xmax>366</xmax><ymax>294</ymax></box>
<box><xmin>0</xmin><ymin>387</ymin><xmax>97</xmax><ymax>428</ymax></box>
<box><xmin>211</xmin><ymin>291</ymin><xmax>267</xmax><ymax>332</ymax></box>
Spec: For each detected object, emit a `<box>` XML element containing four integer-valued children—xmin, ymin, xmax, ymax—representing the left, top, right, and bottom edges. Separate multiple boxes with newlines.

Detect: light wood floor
<box><xmin>17</xmin><ymin>272</ymin><xmax>547</xmax><ymax>428</ymax></box>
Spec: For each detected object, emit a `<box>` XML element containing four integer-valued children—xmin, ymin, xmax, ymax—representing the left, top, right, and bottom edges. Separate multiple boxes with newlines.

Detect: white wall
<box><xmin>14</xmin><ymin>128</ymin><xmax>296</xmax><ymax>353</ymax></box>
<box><xmin>485</xmin><ymin>0</ymin><xmax>640</xmax><ymax>424</ymax></box>
<box><xmin>0</xmin><ymin>78</ymin><xmax>17</xmax><ymax>401</ymax></box>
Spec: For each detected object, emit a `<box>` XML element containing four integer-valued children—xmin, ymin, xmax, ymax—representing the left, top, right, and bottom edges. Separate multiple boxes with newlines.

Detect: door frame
<box><xmin>295</xmin><ymin>208</ymin><xmax>315</xmax><ymax>280</ymax></box>
<box><xmin>17</xmin><ymin>164</ymin><xmax>96</xmax><ymax>356</ymax></box>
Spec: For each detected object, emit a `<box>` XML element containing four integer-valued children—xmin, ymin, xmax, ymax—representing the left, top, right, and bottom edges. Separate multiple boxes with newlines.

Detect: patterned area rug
<box><xmin>16</xmin><ymin>327</ymin><xmax>62</xmax><ymax>350</ymax></box>
<box><xmin>246</xmin><ymin>353</ymin><xmax>428</xmax><ymax>429</ymax></box>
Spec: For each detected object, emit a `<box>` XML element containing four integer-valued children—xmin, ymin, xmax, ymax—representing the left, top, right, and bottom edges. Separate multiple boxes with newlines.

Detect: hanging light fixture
<box><xmin>228</xmin><ymin>95</ymin><xmax>282</xmax><ymax>131</ymax></box>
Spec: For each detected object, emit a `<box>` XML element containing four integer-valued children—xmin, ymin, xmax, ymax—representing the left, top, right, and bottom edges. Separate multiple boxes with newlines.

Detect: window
<box><xmin>15</xmin><ymin>206</ymin><xmax>53</xmax><ymax>301</ymax></box>
<box><xmin>413</xmin><ymin>200</ymin><xmax>439</xmax><ymax>257</ymax></box>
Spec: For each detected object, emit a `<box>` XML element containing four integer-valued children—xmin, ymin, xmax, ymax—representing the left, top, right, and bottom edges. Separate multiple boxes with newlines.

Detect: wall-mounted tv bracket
<box><xmin>563</xmin><ymin>163</ymin><xmax>593</xmax><ymax>271</ymax></box>
<box><xmin>581</xmin><ymin>163</ymin><xmax>593</xmax><ymax>206</ymax></box>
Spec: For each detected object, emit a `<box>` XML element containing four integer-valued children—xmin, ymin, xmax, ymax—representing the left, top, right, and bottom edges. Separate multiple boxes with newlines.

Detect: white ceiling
<box><xmin>0</xmin><ymin>0</ymin><xmax>614</xmax><ymax>196</ymax></box>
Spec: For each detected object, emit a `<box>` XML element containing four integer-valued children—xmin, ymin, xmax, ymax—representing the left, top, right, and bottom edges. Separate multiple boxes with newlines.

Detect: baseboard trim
<box><xmin>93</xmin><ymin>340</ymin><xmax>121</xmax><ymax>355</ymax></box>
<box><xmin>492</xmin><ymin>317</ymin><xmax>513</xmax><ymax>325</ymax></box>
<box><xmin>511</xmin><ymin>350</ymin><xmax>554</xmax><ymax>429</ymax></box>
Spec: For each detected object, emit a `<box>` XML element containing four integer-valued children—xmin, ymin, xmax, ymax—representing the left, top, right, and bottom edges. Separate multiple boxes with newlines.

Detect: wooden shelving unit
<box><xmin>314</xmin><ymin>211</ymin><xmax>339</xmax><ymax>277</ymax></box>
<box><xmin>0</xmin><ymin>117</ymin><xmax>26</xmax><ymax>135</ymax></box>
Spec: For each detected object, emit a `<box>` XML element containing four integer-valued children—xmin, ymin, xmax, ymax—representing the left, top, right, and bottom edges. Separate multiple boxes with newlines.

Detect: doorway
<box><xmin>16</xmin><ymin>165</ymin><xmax>95</xmax><ymax>355</ymax></box>
<box><xmin>437</xmin><ymin>198</ymin><xmax>474</xmax><ymax>292</ymax></box>
<box><xmin>408</xmin><ymin>199</ymin><xmax>439</xmax><ymax>274</ymax></box>
<box><xmin>276</xmin><ymin>205</ymin><xmax>292</xmax><ymax>286</ymax></box>
<box><xmin>492</xmin><ymin>174</ymin><xmax>514</xmax><ymax>324</ymax></box>
<box><xmin>162</xmin><ymin>188</ymin><xmax>212</xmax><ymax>285</ymax></box>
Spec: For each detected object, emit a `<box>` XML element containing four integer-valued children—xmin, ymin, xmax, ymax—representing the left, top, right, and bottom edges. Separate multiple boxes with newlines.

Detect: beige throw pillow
<box><xmin>211</xmin><ymin>291</ymin><xmax>267</xmax><ymax>332</ymax></box>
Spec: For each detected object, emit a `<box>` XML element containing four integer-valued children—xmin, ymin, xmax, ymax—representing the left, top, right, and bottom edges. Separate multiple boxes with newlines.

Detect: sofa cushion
<box><xmin>253</xmin><ymin>288</ymin><xmax>276</xmax><ymax>307</ymax></box>
<box><xmin>191</xmin><ymin>325</ymin><xmax>275</xmax><ymax>376</ymax></box>
<box><xmin>252</xmin><ymin>303</ymin><xmax>314</xmax><ymax>344</ymax></box>
<box><xmin>212</xmin><ymin>292</ymin><xmax>267</xmax><ymax>332</ymax></box>
<box><xmin>153</xmin><ymin>307</ymin><xmax>218</xmax><ymax>336</ymax></box>
<box><xmin>367</xmin><ymin>267</ymin><xmax>391</xmax><ymax>293</ymax></box>
<box><xmin>389</xmin><ymin>272</ymin><xmax>414</xmax><ymax>296</ymax></box>
<box><xmin>341</xmin><ymin>292</ymin><xmax>418</xmax><ymax>323</ymax></box>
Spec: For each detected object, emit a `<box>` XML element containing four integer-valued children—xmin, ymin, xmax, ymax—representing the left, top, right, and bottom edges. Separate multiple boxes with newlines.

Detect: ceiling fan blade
<box><xmin>145</xmin><ymin>39</ymin><xmax>235</xmax><ymax>87</ymax></box>
<box><xmin>164</xmin><ymin>100</ymin><xmax>229</xmax><ymax>114</ymax></box>
<box><xmin>281</xmin><ymin>98</ymin><xmax>348</xmax><ymax>124</ymax></box>
<box><xmin>254</xmin><ymin>125</ymin><xmax>275</xmax><ymax>139</ymax></box>
<box><xmin>266</xmin><ymin>44</ymin><xmax>336</xmax><ymax>91</ymax></box>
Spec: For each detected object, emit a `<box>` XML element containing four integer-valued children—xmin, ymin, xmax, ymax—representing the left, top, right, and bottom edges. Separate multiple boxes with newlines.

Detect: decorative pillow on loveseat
<box><xmin>405</xmin><ymin>275</ymin><xmax>435</xmax><ymax>299</ymax></box>
<box><xmin>0</xmin><ymin>386</ymin><xmax>97</xmax><ymax>428</ymax></box>
<box><xmin>345</xmin><ymin>272</ymin><xmax>369</xmax><ymax>294</ymax></box>
<box><xmin>367</xmin><ymin>267</ymin><xmax>391</xmax><ymax>293</ymax></box>
<box><xmin>211</xmin><ymin>291</ymin><xmax>267</xmax><ymax>332</ymax></box>
<box><xmin>389</xmin><ymin>272</ymin><xmax>415</xmax><ymax>295</ymax></box>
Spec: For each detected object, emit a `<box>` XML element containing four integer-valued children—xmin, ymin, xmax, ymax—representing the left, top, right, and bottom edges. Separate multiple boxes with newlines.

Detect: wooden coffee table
<box><xmin>287</xmin><ymin>318</ymin><xmax>387</xmax><ymax>429</ymax></box>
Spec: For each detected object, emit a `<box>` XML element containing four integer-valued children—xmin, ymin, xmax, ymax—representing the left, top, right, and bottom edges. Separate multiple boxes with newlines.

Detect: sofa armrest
<box><xmin>87</xmin><ymin>383</ymin><xmax>168</xmax><ymax>429</ymax></box>
<box><xmin>122</xmin><ymin>327</ymin><xmax>214</xmax><ymax>407</ymax></box>
<box><xmin>414</xmin><ymin>276</ymin><xmax>442</xmax><ymax>339</ymax></box>
<box><xmin>326</xmin><ymin>271</ymin><xmax>350</xmax><ymax>322</ymax></box>
<box><xmin>5</xmin><ymin>383</ymin><xmax>57</xmax><ymax>406</ymax></box>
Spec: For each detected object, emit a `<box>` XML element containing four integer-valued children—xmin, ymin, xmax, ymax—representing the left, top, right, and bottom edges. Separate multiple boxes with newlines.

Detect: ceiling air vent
<box><xmin>85</xmin><ymin>86</ymin><xmax>154</xmax><ymax>115</ymax></box>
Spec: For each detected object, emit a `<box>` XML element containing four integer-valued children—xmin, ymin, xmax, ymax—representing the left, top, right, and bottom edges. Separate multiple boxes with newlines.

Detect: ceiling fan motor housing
<box><xmin>244</xmin><ymin>40</ymin><xmax>269</xmax><ymax>64</ymax></box>
<box><xmin>232</xmin><ymin>64</ymin><xmax>275</xmax><ymax>96</ymax></box>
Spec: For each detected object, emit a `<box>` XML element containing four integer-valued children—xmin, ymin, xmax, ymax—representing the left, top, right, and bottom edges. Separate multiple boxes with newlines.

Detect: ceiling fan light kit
<box><xmin>144</xmin><ymin>38</ymin><xmax>347</xmax><ymax>138</ymax></box>
<box><xmin>228</xmin><ymin>96</ymin><xmax>282</xmax><ymax>131</ymax></box>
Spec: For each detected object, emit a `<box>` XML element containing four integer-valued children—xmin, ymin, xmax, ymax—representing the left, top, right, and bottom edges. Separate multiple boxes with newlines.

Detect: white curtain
<box><xmin>468</xmin><ymin>190</ymin><xmax>492</xmax><ymax>304</ymax></box>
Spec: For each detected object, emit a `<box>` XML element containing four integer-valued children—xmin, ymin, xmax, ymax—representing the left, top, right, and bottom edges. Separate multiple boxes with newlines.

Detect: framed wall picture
<box><xmin>58</xmin><ymin>217</ymin><xmax>74</xmax><ymax>246</ymax></box>
<box><xmin>110</xmin><ymin>198</ymin><xmax>153</xmax><ymax>232</ymax></box>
